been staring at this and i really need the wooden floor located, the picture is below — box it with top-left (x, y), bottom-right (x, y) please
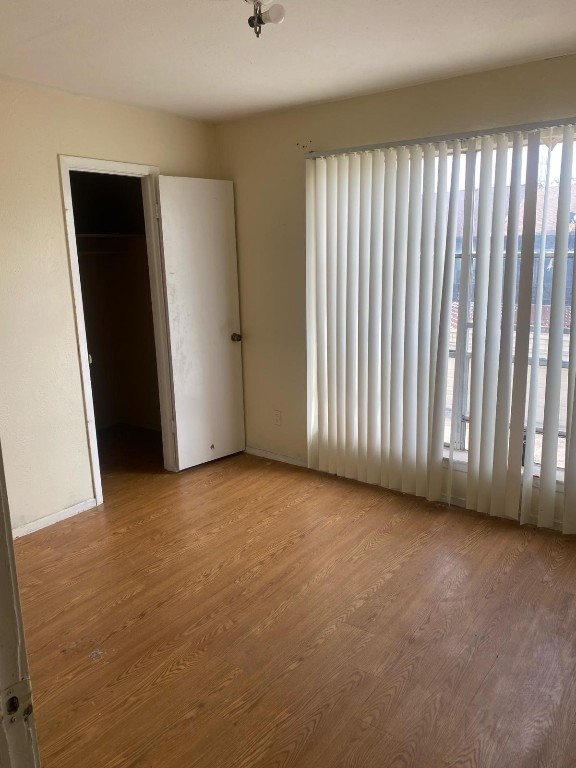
top-left (14, 428), bottom-right (576, 767)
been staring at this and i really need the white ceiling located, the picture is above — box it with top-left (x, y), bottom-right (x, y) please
top-left (1, 0), bottom-right (575, 121)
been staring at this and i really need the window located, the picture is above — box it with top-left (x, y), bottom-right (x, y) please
top-left (445, 136), bottom-right (576, 475)
top-left (306, 122), bottom-right (576, 532)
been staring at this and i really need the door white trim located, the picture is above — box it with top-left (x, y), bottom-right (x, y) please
top-left (0, 439), bottom-right (41, 766)
top-left (59, 156), bottom-right (178, 507)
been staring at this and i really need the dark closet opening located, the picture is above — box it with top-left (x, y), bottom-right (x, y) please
top-left (71, 171), bottom-right (163, 472)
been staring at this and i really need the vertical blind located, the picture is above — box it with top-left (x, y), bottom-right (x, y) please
top-left (306, 124), bottom-right (576, 532)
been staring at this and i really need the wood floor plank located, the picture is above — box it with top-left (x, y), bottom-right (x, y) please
top-left (13, 427), bottom-right (576, 767)
top-left (294, 717), bottom-right (401, 768)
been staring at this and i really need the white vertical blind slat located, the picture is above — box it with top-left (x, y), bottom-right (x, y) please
top-left (345, 155), bottom-right (361, 479)
top-left (467, 136), bottom-right (495, 509)
top-left (336, 155), bottom-right (349, 477)
top-left (428, 143), bottom-right (449, 452)
top-left (539, 126), bottom-right (575, 526)
top-left (505, 130), bottom-right (541, 521)
top-left (477, 134), bottom-right (508, 514)
top-left (326, 157), bottom-right (338, 475)
top-left (357, 154), bottom-right (373, 483)
top-left (490, 132), bottom-right (523, 518)
top-left (416, 144), bottom-right (436, 496)
top-left (520, 136), bottom-right (552, 523)
top-left (448, 139), bottom-right (476, 503)
top-left (566, 135), bottom-right (576, 532)
top-left (428, 141), bottom-right (462, 501)
top-left (567, 267), bottom-right (576, 465)
top-left (389, 147), bottom-right (410, 490)
top-left (315, 159), bottom-right (329, 472)
top-left (565, 213), bottom-right (576, 531)
top-left (380, 149), bottom-right (397, 488)
top-left (402, 146), bottom-right (423, 494)
top-left (306, 159), bottom-right (319, 469)
top-left (367, 151), bottom-right (385, 485)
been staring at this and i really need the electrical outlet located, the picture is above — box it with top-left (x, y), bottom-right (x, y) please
top-left (273, 409), bottom-right (282, 427)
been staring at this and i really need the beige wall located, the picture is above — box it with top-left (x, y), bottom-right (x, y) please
top-left (4, 55), bottom-right (576, 531)
top-left (216, 54), bottom-right (576, 465)
top-left (0, 78), bottom-right (218, 530)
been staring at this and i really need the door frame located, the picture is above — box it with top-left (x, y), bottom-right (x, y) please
top-left (59, 155), bottom-right (178, 505)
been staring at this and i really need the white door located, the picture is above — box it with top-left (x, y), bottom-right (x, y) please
top-left (158, 177), bottom-right (245, 471)
top-left (0, 440), bottom-right (40, 767)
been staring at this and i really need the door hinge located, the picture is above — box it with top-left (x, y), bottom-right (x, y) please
top-left (1, 679), bottom-right (34, 726)
top-left (155, 203), bottom-right (160, 220)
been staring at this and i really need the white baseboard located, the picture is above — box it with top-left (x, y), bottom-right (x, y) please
top-left (245, 446), bottom-right (307, 468)
top-left (13, 498), bottom-right (98, 539)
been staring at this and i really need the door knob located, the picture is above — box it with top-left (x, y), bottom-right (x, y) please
top-left (231, 333), bottom-right (242, 342)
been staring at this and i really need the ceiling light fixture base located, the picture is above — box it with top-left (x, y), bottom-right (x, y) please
top-left (244, 0), bottom-right (285, 38)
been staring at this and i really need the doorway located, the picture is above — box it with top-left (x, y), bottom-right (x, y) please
top-left (60, 156), bottom-right (178, 507)
top-left (70, 171), bottom-right (163, 475)
top-left (61, 156), bottom-right (245, 509)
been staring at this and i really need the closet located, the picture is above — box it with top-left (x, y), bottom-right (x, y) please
top-left (71, 171), bottom-right (162, 465)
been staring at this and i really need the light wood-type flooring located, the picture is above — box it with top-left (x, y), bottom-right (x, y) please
top-left (14, 428), bottom-right (576, 767)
